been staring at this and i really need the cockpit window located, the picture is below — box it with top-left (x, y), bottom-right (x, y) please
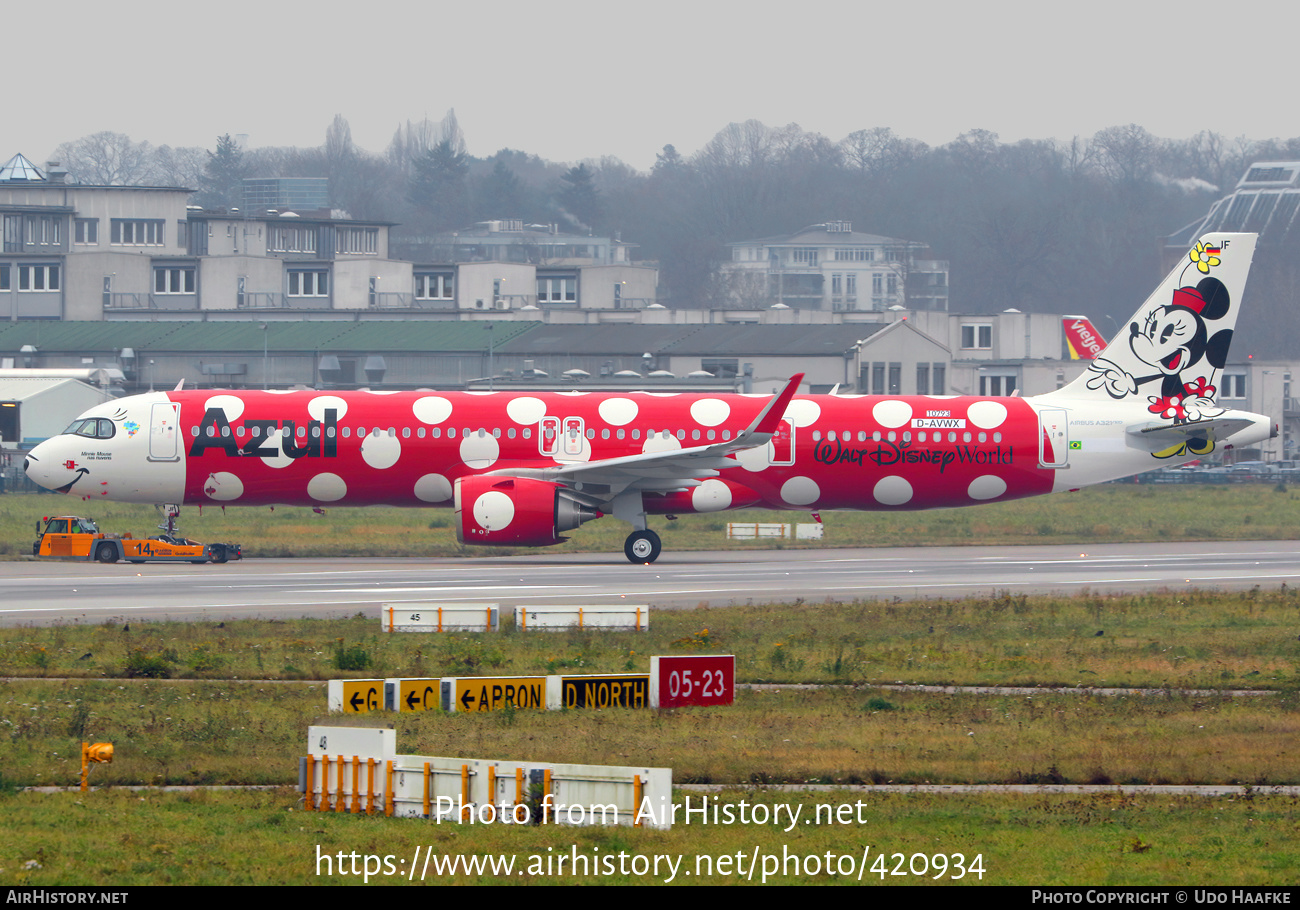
top-left (62, 418), bottom-right (116, 440)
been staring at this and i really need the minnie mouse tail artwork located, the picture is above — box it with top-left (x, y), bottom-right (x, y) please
top-left (1043, 232), bottom-right (1273, 476)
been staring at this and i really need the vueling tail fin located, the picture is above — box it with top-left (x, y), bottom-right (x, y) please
top-left (1048, 233), bottom-right (1257, 407)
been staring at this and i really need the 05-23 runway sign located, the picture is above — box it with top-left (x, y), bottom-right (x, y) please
top-left (650, 656), bottom-right (734, 708)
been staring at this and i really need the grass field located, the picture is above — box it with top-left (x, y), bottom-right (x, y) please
top-left (4, 483), bottom-right (1300, 559)
top-left (2, 594), bottom-right (1299, 885)
top-left (4, 590), bottom-right (1299, 689)
top-left (2, 677), bottom-right (1297, 789)
top-left (6, 787), bottom-right (1299, 886)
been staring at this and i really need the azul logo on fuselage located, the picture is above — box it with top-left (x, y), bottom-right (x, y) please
top-left (187, 407), bottom-right (339, 459)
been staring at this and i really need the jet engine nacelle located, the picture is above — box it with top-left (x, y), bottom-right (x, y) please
top-left (454, 475), bottom-right (601, 547)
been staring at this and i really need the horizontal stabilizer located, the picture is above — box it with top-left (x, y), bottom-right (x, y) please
top-left (1127, 416), bottom-right (1259, 448)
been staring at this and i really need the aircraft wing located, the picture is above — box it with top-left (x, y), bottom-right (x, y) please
top-left (486, 373), bottom-right (804, 501)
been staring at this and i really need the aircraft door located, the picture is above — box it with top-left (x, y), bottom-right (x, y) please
top-left (770, 418), bottom-right (795, 466)
top-left (148, 402), bottom-right (180, 462)
top-left (1038, 408), bottom-right (1069, 469)
top-left (538, 416), bottom-right (588, 458)
top-left (562, 417), bottom-right (585, 457)
top-left (539, 416), bottom-right (560, 456)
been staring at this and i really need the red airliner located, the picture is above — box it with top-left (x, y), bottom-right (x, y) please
top-left (25, 234), bottom-right (1273, 563)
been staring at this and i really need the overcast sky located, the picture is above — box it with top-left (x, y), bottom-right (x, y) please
top-left (15, 0), bottom-right (1298, 172)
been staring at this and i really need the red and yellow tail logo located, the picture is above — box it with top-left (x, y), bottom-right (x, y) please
top-left (1063, 316), bottom-right (1105, 360)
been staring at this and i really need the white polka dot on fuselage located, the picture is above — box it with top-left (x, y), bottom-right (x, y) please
top-left (784, 399), bottom-right (821, 428)
top-left (691, 479), bottom-right (733, 512)
top-left (598, 397), bottom-right (638, 426)
top-left (872, 400), bottom-right (912, 429)
top-left (308, 395), bottom-right (348, 421)
top-left (203, 472), bottom-right (243, 501)
top-left (204, 395), bottom-right (244, 421)
top-left (780, 476), bottom-right (820, 506)
top-left (642, 432), bottom-right (681, 454)
top-left (873, 475), bottom-right (913, 505)
top-left (308, 473), bottom-right (347, 501)
top-left (736, 442), bottom-right (772, 472)
top-left (413, 396), bottom-right (453, 425)
top-left (459, 432), bottom-right (500, 469)
top-left (260, 431), bottom-right (294, 469)
top-left (506, 396), bottom-right (547, 425)
top-left (967, 475), bottom-right (1007, 501)
top-left (360, 432), bottom-right (402, 469)
top-left (690, 398), bottom-right (730, 427)
top-left (968, 401), bottom-right (1008, 429)
top-left (414, 473), bottom-right (453, 503)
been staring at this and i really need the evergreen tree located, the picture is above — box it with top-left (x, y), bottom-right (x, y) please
top-left (198, 135), bottom-right (248, 210)
top-left (407, 139), bottom-right (470, 232)
top-left (476, 158), bottom-right (532, 219)
top-left (557, 163), bottom-right (602, 231)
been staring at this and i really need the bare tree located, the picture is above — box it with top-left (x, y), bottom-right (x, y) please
top-left (841, 127), bottom-right (899, 174)
top-left (696, 120), bottom-right (782, 170)
top-left (150, 145), bottom-right (208, 188)
top-left (386, 110), bottom-right (464, 180)
top-left (52, 132), bottom-right (155, 185)
top-left (1092, 124), bottom-right (1159, 185)
top-left (711, 267), bottom-right (771, 309)
top-left (324, 114), bottom-right (354, 165)
top-left (1055, 135), bottom-right (1096, 180)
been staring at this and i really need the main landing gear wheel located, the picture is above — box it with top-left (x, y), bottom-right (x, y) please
top-left (624, 529), bottom-right (662, 564)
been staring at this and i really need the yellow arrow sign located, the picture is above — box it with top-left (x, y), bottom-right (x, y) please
top-left (338, 680), bottom-right (382, 714)
top-left (395, 679), bottom-right (441, 713)
top-left (450, 677), bottom-right (546, 713)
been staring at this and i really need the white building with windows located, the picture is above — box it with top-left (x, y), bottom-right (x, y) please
top-left (0, 160), bottom-right (662, 320)
top-left (720, 221), bottom-right (948, 312)
top-left (0, 154), bottom-right (196, 320)
top-left (186, 210), bottom-right (412, 311)
top-left (411, 220), bottom-right (658, 313)
top-left (0, 154), bottom-right (420, 317)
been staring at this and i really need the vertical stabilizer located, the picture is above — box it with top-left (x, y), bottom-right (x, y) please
top-left (1061, 315), bottom-right (1105, 359)
top-left (1050, 233), bottom-right (1257, 409)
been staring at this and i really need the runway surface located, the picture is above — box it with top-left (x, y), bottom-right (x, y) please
top-left (3, 540), bottom-right (1298, 625)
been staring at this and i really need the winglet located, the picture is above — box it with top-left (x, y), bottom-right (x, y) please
top-left (751, 373), bottom-right (804, 437)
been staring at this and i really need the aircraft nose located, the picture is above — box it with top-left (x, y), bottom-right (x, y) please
top-left (23, 443), bottom-right (57, 491)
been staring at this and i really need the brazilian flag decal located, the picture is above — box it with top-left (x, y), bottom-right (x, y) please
top-left (1069, 441), bottom-right (1082, 450)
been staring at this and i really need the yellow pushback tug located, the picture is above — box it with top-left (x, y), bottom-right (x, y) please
top-left (33, 514), bottom-right (240, 564)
